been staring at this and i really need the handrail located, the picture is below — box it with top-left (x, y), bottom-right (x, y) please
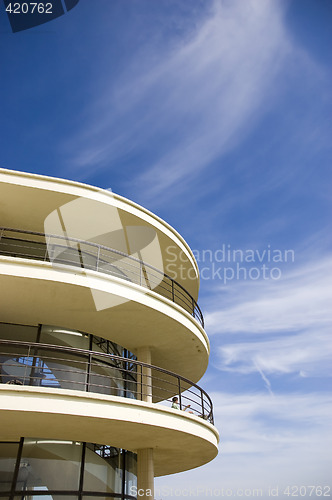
top-left (0, 339), bottom-right (214, 424)
top-left (0, 227), bottom-right (204, 327)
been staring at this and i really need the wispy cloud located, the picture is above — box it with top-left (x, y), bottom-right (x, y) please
top-left (217, 327), bottom-right (332, 378)
top-left (212, 391), bottom-right (332, 454)
top-left (206, 256), bottom-right (332, 335)
top-left (254, 361), bottom-right (274, 395)
top-left (156, 391), bottom-right (332, 495)
top-left (63, 0), bottom-right (295, 204)
top-left (204, 255), bottom-right (332, 379)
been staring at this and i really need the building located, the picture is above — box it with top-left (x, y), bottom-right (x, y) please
top-left (0, 168), bottom-right (219, 499)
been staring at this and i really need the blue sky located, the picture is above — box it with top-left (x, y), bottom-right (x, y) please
top-left (1, 0), bottom-right (332, 497)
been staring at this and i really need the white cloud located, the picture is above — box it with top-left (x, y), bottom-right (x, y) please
top-left (205, 256), bottom-right (332, 335)
top-left (64, 0), bottom-right (295, 204)
top-left (155, 391), bottom-right (332, 497)
top-left (217, 327), bottom-right (332, 377)
top-left (204, 256), bottom-right (332, 378)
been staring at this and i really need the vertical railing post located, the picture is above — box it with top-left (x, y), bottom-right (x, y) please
top-left (44, 235), bottom-right (50, 261)
top-left (86, 352), bottom-right (92, 392)
top-left (140, 363), bottom-right (143, 400)
top-left (28, 325), bottom-right (42, 387)
top-left (137, 348), bottom-right (152, 404)
top-left (122, 358), bottom-right (128, 399)
top-left (178, 377), bottom-right (182, 410)
top-left (140, 261), bottom-right (142, 286)
top-left (23, 345), bottom-right (31, 386)
top-left (201, 391), bottom-right (205, 420)
top-left (96, 246), bottom-right (101, 271)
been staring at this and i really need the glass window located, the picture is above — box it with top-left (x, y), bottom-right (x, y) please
top-left (40, 326), bottom-right (89, 350)
top-left (88, 354), bottom-right (125, 397)
top-left (0, 438), bottom-right (136, 499)
top-left (125, 451), bottom-right (137, 496)
top-left (17, 439), bottom-right (82, 492)
top-left (0, 349), bottom-right (33, 386)
top-left (0, 323), bottom-right (138, 397)
top-left (92, 337), bottom-right (122, 357)
top-left (83, 444), bottom-right (122, 494)
top-left (31, 346), bottom-right (89, 391)
top-left (38, 327), bottom-right (90, 391)
top-left (0, 441), bottom-right (20, 492)
top-left (0, 324), bottom-right (38, 385)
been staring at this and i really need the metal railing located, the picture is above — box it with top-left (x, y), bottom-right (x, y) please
top-left (0, 227), bottom-right (204, 327)
top-left (0, 339), bottom-right (214, 424)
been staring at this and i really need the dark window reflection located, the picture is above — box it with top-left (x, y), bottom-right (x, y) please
top-left (0, 323), bottom-right (137, 397)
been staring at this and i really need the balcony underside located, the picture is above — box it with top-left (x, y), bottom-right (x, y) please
top-left (0, 257), bottom-right (209, 383)
top-left (0, 386), bottom-right (219, 477)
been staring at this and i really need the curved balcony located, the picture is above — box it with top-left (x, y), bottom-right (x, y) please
top-left (0, 168), bottom-right (200, 300)
top-left (0, 227), bottom-right (204, 328)
top-left (0, 339), bottom-right (214, 424)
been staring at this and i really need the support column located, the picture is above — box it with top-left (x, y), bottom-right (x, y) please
top-left (137, 347), bottom-right (152, 403)
top-left (136, 347), bottom-right (154, 497)
top-left (137, 448), bottom-right (154, 499)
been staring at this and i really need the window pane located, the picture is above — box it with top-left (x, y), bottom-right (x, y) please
top-left (0, 348), bottom-right (33, 385)
top-left (17, 439), bottom-right (82, 492)
top-left (0, 324), bottom-right (38, 385)
top-left (31, 347), bottom-right (88, 391)
top-left (40, 325), bottom-right (89, 350)
top-left (88, 355), bottom-right (126, 397)
top-left (125, 451), bottom-right (137, 496)
top-left (0, 441), bottom-right (20, 492)
top-left (83, 444), bottom-right (122, 493)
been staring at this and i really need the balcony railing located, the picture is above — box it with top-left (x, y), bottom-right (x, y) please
top-left (0, 227), bottom-right (204, 327)
top-left (0, 339), bottom-right (214, 424)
